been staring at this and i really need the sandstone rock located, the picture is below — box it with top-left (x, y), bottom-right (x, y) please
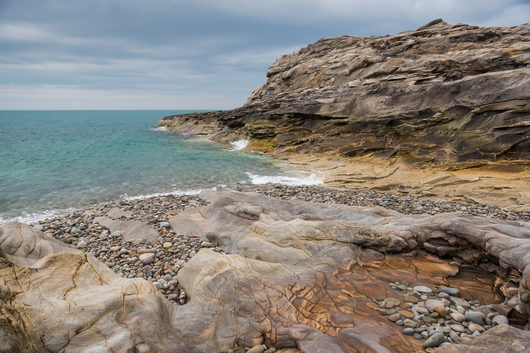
top-left (0, 222), bottom-right (70, 267)
top-left (106, 207), bottom-right (132, 219)
top-left (94, 216), bottom-right (159, 242)
top-left (170, 190), bottom-right (530, 351)
top-left (161, 22), bottom-right (530, 169)
top-left (0, 223), bottom-right (199, 353)
top-left (2, 188), bottom-right (530, 353)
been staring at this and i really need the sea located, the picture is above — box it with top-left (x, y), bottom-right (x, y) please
top-left (0, 110), bottom-right (321, 224)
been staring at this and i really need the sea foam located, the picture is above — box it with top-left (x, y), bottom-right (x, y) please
top-left (230, 139), bottom-right (249, 150)
top-left (121, 189), bottom-right (204, 201)
top-left (150, 126), bottom-right (168, 132)
top-left (246, 172), bottom-right (323, 186)
top-left (0, 207), bottom-right (78, 225)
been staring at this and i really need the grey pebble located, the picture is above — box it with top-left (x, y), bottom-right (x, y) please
top-left (465, 311), bottom-right (484, 325)
top-left (402, 327), bottom-right (414, 335)
top-left (423, 332), bottom-right (445, 348)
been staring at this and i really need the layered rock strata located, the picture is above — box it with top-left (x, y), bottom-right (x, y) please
top-left (161, 20), bottom-right (529, 166)
top-left (2, 191), bottom-right (529, 352)
top-left (159, 20), bottom-right (530, 209)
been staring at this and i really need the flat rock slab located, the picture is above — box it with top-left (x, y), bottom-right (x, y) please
top-left (95, 216), bottom-right (159, 243)
top-left (106, 207), bottom-right (132, 219)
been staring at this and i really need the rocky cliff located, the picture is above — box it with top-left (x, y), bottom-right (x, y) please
top-left (160, 19), bottom-right (530, 209)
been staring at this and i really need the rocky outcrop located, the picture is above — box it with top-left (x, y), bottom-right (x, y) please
top-left (160, 20), bottom-right (529, 167)
top-left (170, 190), bottom-right (529, 352)
top-left (0, 223), bottom-right (199, 353)
top-left (1, 191), bottom-right (529, 352)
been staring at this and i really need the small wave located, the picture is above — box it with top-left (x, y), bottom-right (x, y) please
top-left (150, 126), bottom-right (168, 132)
top-left (121, 189), bottom-right (203, 201)
top-left (0, 207), bottom-right (78, 225)
top-left (230, 139), bottom-right (249, 151)
top-left (246, 172), bottom-right (323, 186)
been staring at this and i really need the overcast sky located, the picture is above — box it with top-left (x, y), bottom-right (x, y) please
top-left (1, 0), bottom-right (529, 110)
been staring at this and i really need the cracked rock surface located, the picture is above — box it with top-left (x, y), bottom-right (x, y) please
top-left (170, 190), bottom-right (529, 352)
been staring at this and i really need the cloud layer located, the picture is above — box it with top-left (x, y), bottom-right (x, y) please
top-left (1, 0), bottom-right (528, 109)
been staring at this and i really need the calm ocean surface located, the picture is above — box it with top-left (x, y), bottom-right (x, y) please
top-left (0, 110), bottom-right (320, 224)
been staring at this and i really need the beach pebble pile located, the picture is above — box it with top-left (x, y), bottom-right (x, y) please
top-left (231, 184), bottom-right (529, 222)
top-left (376, 282), bottom-right (510, 351)
top-left (36, 194), bottom-right (220, 304)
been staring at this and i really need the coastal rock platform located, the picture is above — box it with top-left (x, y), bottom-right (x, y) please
top-left (1, 189), bottom-right (529, 352)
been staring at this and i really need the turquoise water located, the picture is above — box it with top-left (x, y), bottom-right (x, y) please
top-left (0, 110), bottom-right (319, 223)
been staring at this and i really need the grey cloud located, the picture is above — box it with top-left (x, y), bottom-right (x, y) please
top-left (0, 0), bottom-right (528, 109)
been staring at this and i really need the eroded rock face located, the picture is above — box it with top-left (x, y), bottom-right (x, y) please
top-left (160, 21), bottom-right (529, 167)
top-left (0, 222), bottom-right (69, 267)
top-left (169, 190), bottom-right (530, 351)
